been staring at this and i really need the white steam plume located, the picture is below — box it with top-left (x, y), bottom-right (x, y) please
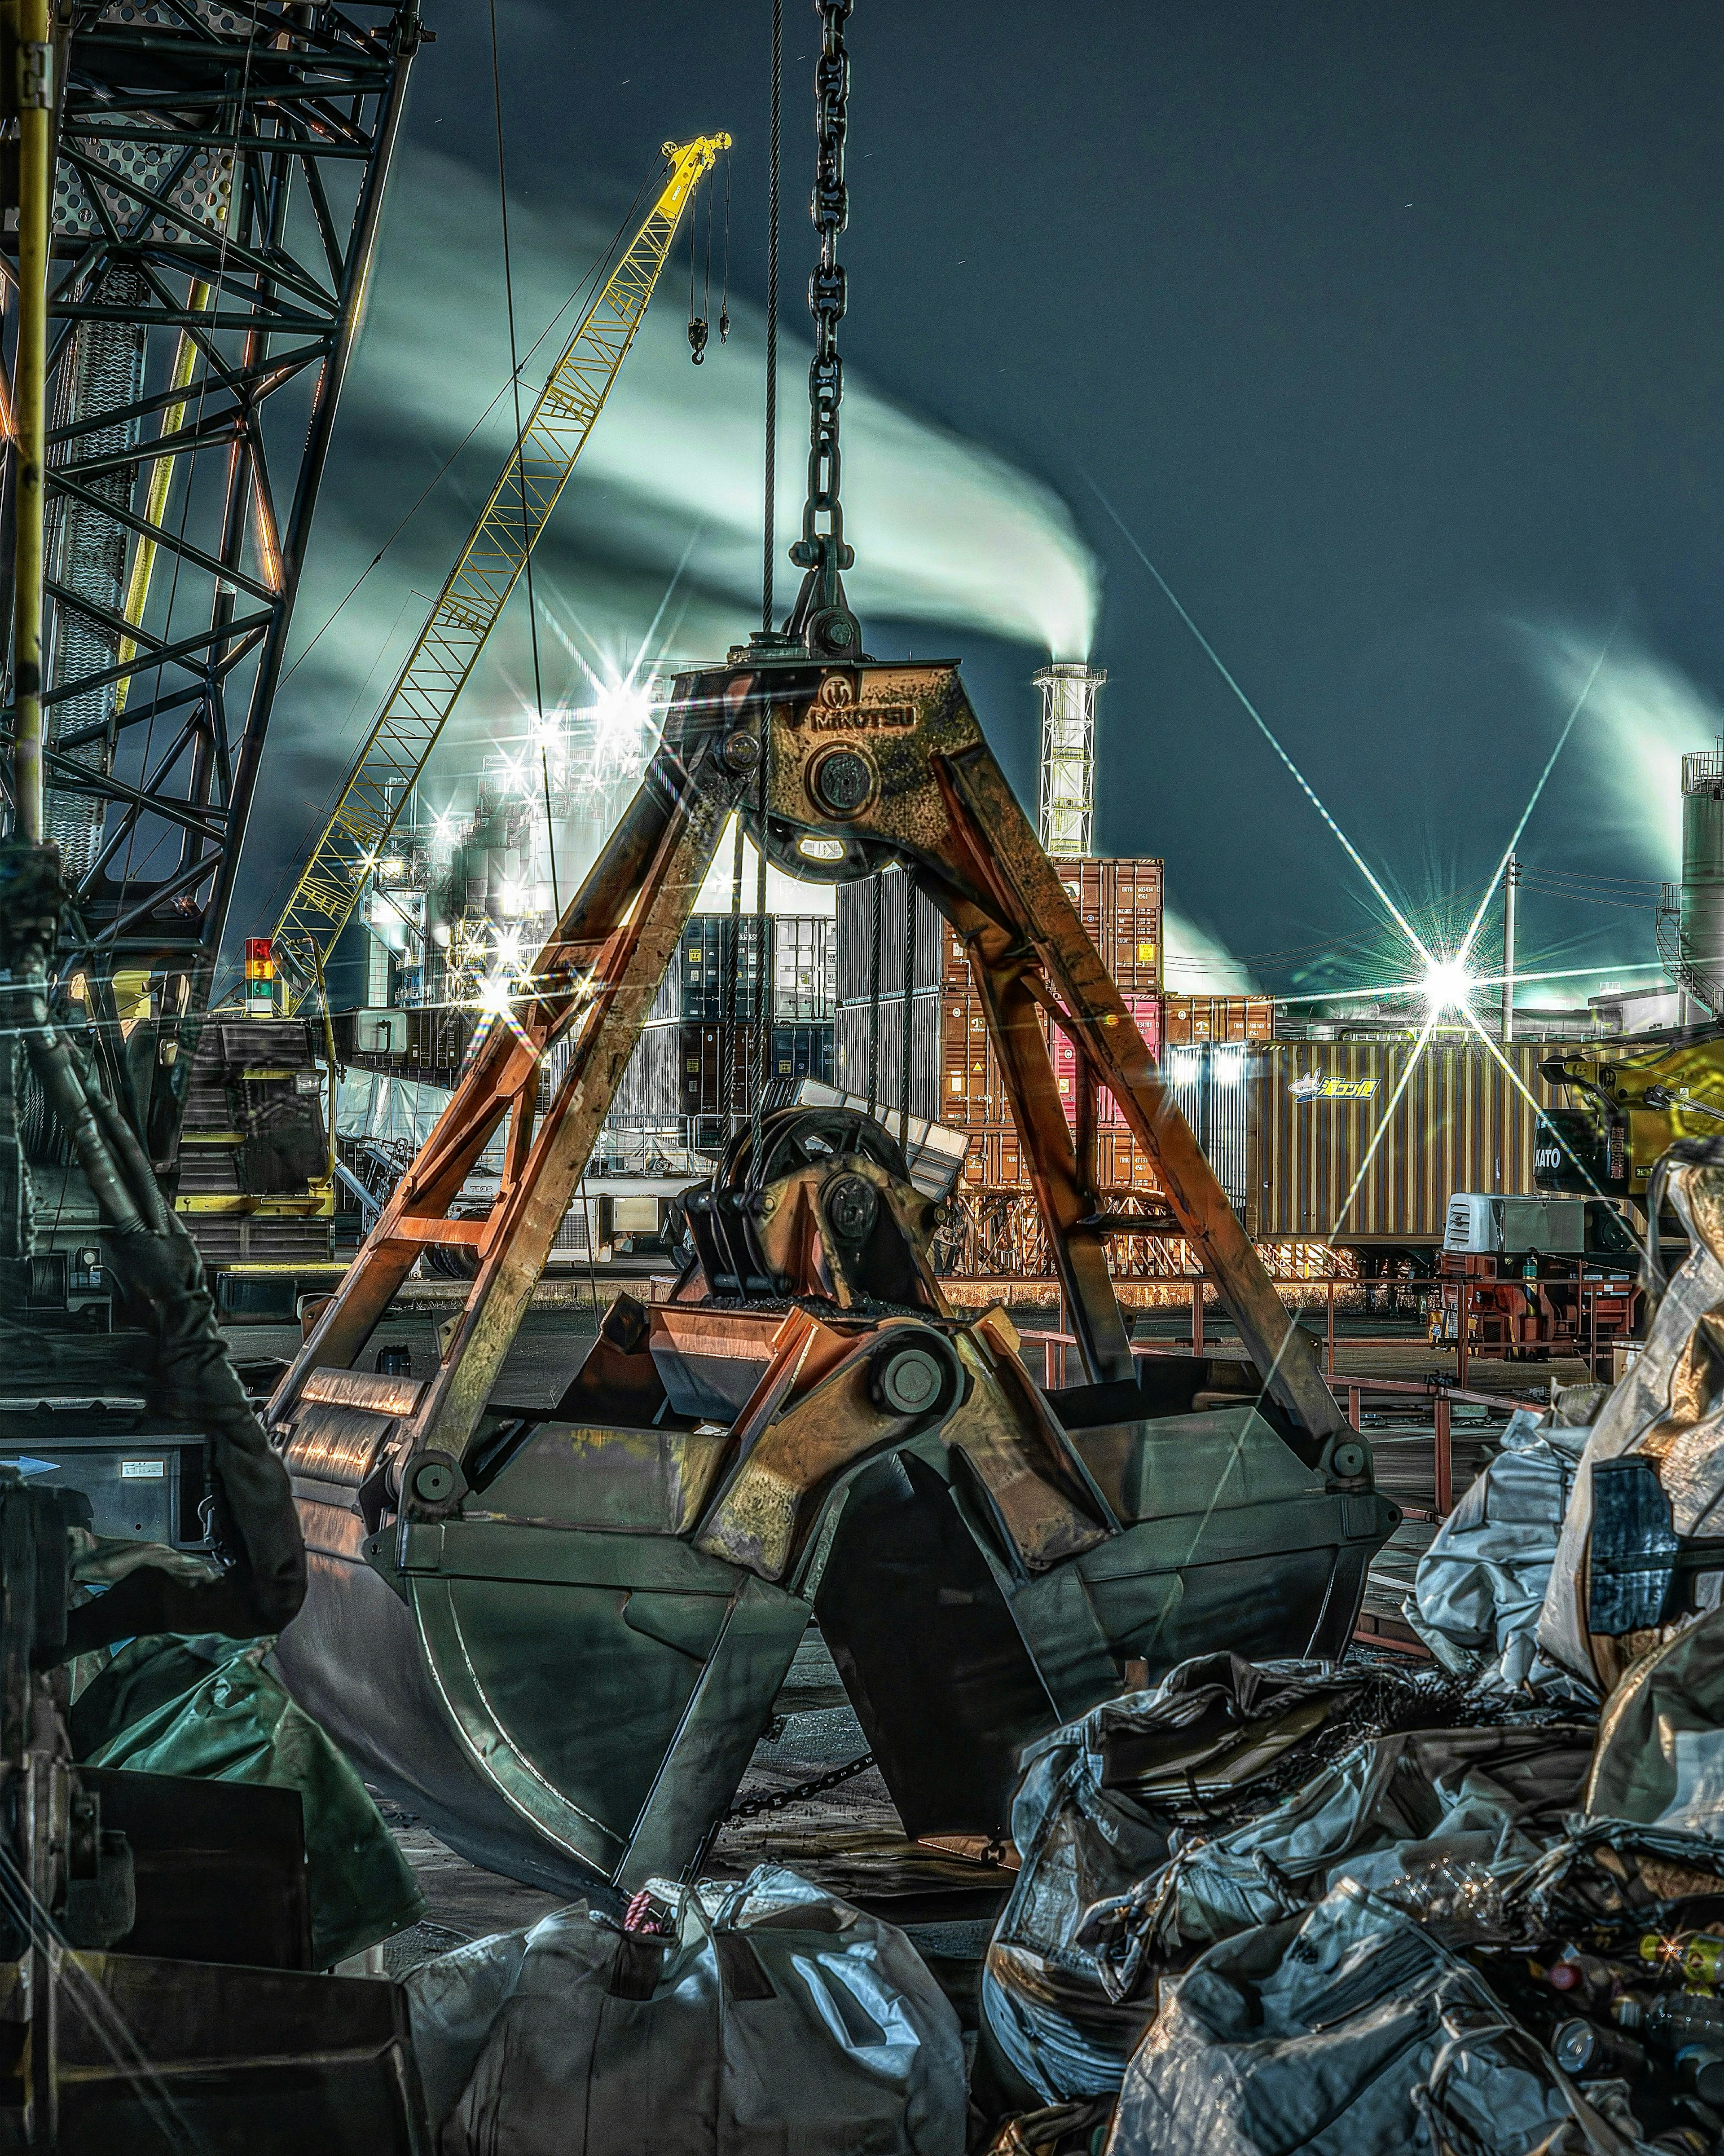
top-left (1519, 620), bottom-right (1723, 870)
top-left (343, 145), bottom-right (1099, 658)
top-left (1161, 904), bottom-right (1262, 995)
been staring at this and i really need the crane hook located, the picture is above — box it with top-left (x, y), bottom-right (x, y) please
top-left (688, 317), bottom-right (709, 365)
top-left (718, 307), bottom-right (730, 345)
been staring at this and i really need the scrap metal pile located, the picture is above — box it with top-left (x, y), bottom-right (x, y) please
top-left (970, 1144), bottom-right (1724, 2156)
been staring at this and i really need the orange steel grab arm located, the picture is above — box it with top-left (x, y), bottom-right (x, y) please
top-left (273, 702), bottom-right (750, 1454)
top-left (741, 656), bottom-right (1342, 1439)
top-left (271, 654), bottom-right (1341, 1461)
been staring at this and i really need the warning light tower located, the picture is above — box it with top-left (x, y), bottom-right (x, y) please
top-left (244, 939), bottom-right (276, 1018)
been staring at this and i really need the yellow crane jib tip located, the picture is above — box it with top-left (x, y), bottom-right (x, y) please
top-left (657, 135), bottom-right (730, 218)
top-left (661, 135), bottom-right (733, 162)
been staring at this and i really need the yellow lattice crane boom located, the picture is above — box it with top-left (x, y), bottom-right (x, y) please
top-left (270, 133), bottom-right (730, 1003)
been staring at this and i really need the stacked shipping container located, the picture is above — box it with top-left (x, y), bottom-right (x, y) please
top-left (608, 915), bottom-right (836, 1145)
top-left (1049, 996), bottom-right (1164, 1123)
top-left (1163, 996), bottom-right (1274, 1045)
top-left (943, 996), bottom-right (1268, 1138)
top-left (837, 858), bottom-right (1172, 1138)
top-left (1051, 859), bottom-right (1165, 993)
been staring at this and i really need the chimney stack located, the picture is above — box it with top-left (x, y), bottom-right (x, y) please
top-left (1034, 663), bottom-right (1106, 857)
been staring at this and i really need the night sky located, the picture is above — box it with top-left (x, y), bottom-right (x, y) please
top-left (252, 2), bottom-right (1724, 1012)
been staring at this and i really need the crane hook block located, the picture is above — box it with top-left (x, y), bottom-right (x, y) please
top-left (688, 317), bottom-right (709, 364)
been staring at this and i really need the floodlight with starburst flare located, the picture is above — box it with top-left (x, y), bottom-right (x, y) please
top-left (1421, 957), bottom-right (1475, 1012)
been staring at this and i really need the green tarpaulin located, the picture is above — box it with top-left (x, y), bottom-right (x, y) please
top-left (71, 1634), bottom-right (425, 1967)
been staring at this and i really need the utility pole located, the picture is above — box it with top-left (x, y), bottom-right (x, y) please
top-left (1502, 855), bottom-right (1519, 1042)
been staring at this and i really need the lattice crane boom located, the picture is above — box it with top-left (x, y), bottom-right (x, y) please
top-left (271, 132), bottom-right (730, 1001)
top-left (4, 3), bottom-right (423, 1029)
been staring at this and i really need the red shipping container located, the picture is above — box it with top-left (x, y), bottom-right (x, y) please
top-left (1051, 996), bottom-right (1163, 1126)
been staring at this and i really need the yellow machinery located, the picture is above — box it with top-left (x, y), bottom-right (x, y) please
top-left (1539, 1029), bottom-right (1724, 1202)
top-left (270, 132), bottom-right (730, 1006)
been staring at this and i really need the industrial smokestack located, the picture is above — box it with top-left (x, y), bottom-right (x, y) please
top-left (1035, 662), bottom-right (1106, 858)
top-left (1680, 750), bottom-right (1724, 1014)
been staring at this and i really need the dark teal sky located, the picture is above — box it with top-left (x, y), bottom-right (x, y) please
top-left (257, 2), bottom-right (1724, 1008)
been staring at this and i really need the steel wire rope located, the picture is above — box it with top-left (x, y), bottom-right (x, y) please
top-left (748, 0), bottom-right (784, 1174)
top-left (749, 717), bottom-right (769, 1169)
top-left (719, 146), bottom-right (731, 344)
top-left (704, 156), bottom-right (714, 332)
top-left (687, 167), bottom-right (699, 337)
top-left (866, 870), bottom-right (881, 1117)
top-left (762, 0), bottom-right (782, 631)
top-left (488, 0), bottom-right (557, 925)
top-left (899, 864), bottom-right (915, 1151)
top-left (725, 811), bottom-right (745, 1127)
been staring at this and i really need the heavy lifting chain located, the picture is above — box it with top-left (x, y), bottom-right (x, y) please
top-left (786, 0), bottom-right (864, 659)
top-left (800, 0), bottom-right (850, 562)
top-left (720, 1750), bottom-right (877, 1827)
